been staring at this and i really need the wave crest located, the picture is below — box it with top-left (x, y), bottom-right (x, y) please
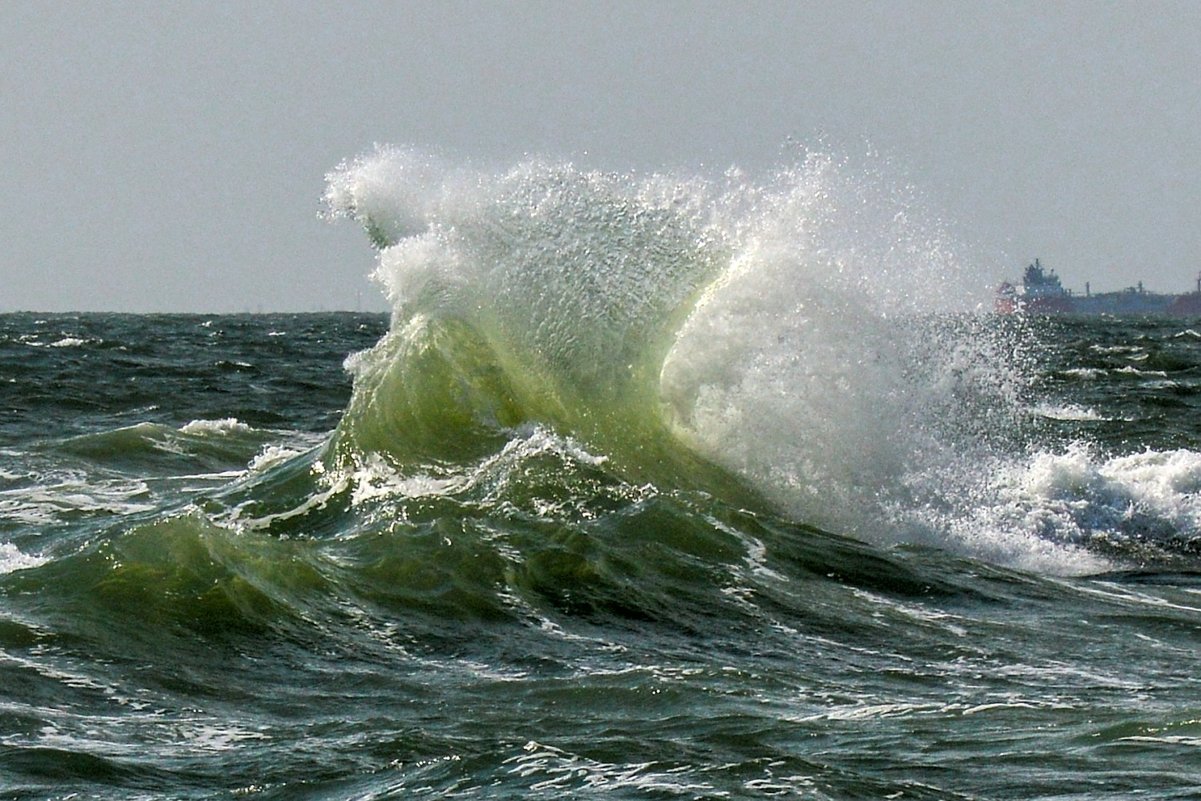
top-left (322, 145), bottom-right (1197, 574)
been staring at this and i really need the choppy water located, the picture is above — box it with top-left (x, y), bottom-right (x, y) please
top-left (4, 151), bottom-right (1201, 799)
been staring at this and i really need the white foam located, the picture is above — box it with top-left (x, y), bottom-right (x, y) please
top-left (1033, 403), bottom-right (1105, 421)
top-left (939, 444), bottom-right (1201, 574)
top-left (1116, 365), bottom-right (1168, 378)
top-left (247, 444), bottom-right (304, 473)
top-left (0, 467), bottom-right (25, 481)
top-left (1097, 448), bottom-right (1201, 527)
top-left (179, 418), bottom-right (253, 436)
top-left (659, 154), bottom-right (1017, 546)
top-left (505, 740), bottom-right (717, 795)
top-left (334, 425), bottom-right (611, 509)
top-left (0, 542), bottom-right (47, 574)
top-left (324, 145), bottom-right (464, 248)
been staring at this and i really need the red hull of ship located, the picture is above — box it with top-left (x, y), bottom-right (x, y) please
top-left (1168, 293), bottom-right (1201, 317)
top-left (1022, 296), bottom-right (1076, 314)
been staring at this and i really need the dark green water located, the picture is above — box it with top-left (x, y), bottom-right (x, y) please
top-left (2, 312), bottom-right (1200, 800)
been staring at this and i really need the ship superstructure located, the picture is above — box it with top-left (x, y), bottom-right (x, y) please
top-left (996, 260), bottom-right (1201, 316)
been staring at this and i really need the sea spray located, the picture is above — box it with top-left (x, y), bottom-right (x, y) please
top-left (658, 154), bottom-right (1028, 541)
top-left (324, 148), bottom-right (739, 489)
top-left (323, 146), bottom-right (1101, 568)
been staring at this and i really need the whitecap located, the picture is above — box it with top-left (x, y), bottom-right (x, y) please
top-left (179, 418), bottom-right (254, 436)
top-left (0, 542), bottom-right (47, 574)
top-left (48, 337), bottom-right (89, 348)
top-left (1033, 403), bottom-right (1105, 422)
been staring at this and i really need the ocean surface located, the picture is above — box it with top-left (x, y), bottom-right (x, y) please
top-left (4, 151), bottom-right (1201, 799)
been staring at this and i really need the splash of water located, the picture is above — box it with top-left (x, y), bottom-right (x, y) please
top-left (323, 145), bottom-right (1166, 574)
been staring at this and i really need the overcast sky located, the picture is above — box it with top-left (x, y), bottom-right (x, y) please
top-left (4, 1), bottom-right (1199, 312)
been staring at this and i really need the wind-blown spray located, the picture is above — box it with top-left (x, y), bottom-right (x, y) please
top-left (323, 145), bottom-right (1201, 574)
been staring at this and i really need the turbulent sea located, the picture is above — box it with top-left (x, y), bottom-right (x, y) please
top-left (4, 151), bottom-right (1201, 799)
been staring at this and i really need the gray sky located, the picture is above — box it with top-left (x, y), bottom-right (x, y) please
top-left (4, 1), bottom-right (1200, 312)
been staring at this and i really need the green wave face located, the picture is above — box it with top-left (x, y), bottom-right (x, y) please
top-left (324, 153), bottom-right (745, 491)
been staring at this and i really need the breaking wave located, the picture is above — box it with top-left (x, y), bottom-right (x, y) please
top-left (315, 145), bottom-right (1201, 575)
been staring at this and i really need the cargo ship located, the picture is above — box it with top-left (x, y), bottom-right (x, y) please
top-left (996, 260), bottom-right (1201, 316)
